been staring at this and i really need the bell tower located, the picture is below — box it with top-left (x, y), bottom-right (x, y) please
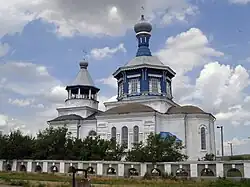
top-left (57, 60), bottom-right (100, 118)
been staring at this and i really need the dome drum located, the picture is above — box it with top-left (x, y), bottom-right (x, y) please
top-left (116, 67), bottom-right (173, 101)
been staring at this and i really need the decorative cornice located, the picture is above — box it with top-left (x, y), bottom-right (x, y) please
top-left (127, 74), bottom-right (141, 78)
top-left (96, 111), bottom-right (156, 120)
top-left (65, 98), bottom-right (99, 103)
top-left (113, 64), bottom-right (175, 78)
top-left (104, 97), bottom-right (179, 108)
top-left (160, 113), bottom-right (214, 120)
top-left (117, 78), bottom-right (123, 83)
top-left (57, 105), bottom-right (99, 112)
top-left (166, 77), bottom-right (171, 81)
top-left (148, 73), bottom-right (162, 78)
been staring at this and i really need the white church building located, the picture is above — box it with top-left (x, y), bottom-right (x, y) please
top-left (48, 15), bottom-right (216, 161)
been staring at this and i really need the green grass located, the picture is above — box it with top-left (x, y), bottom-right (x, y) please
top-left (0, 172), bottom-right (250, 187)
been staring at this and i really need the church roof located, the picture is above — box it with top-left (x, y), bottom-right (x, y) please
top-left (166, 105), bottom-right (206, 114)
top-left (48, 111), bottom-right (103, 123)
top-left (124, 56), bottom-right (165, 67)
top-left (101, 103), bottom-right (156, 115)
top-left (70, 61), bottom-right (95, 87)
top-left (48, 114), bottom-right (84, 122)
top-left (113, 56), bottom-right (176, 77)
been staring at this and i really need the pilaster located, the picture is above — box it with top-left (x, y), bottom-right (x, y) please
top-left (216, 163), bottom-right (224, 177)
top-left (27, 161), bottom-right (32, 172)
top-left (140, 163), bottom-right (147, 176)
top-left (164, 163), bottom-right (171, 175)
top-left (42, 162), bottom-right (48, 173)
top-left (244, 163), bottom-right (250, 178)
top-left (0, 160), bottom-right (3, 171)
top-left (12, 160), bottom-right (17, 172)
top-left (190, 164), bottom-right (198, 178)
top-left (97, 163), bottom-right (103, 176)
top-left (118, 163), bottom-right (124, 177)
top-left (78, 162), bottom-right (83, 174)
top-left (59, 161), bottom-right (65, 173)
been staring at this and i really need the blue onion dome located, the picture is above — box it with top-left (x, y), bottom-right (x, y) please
top-left (134, 15), bottom-right (152, 34)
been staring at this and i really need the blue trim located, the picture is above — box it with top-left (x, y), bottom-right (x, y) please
top-left (141, 68), bottom-right (149, 94)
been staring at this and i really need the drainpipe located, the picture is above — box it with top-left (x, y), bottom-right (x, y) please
top-left (76, 120), bottom-right (81, 139)
top-left (154, 112), bottom-right (157, 134)
top-left (184, 113), bottom-right (188, 152)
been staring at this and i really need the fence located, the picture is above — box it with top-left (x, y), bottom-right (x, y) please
top-left (0, 159), bottom-right (250, 178)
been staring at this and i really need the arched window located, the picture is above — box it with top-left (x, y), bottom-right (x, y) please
top-left (121, 126), bottom-right (128, 148)
top-left (133, 126), bottom-right (139, 144)
top-left (201, 127), bottom-right (206, 150)
top-left (111, 127), bottom-right (116, 140)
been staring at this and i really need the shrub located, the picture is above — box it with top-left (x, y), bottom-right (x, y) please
top-left (143, 172), bottom-right (152, 180)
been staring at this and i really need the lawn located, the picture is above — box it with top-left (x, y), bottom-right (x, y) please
top-left (0, 172), bottom-right (249, 187)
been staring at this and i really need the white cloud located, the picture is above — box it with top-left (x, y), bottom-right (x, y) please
top-left (0, 113), bottom-right (31, 134)
top-left (0, 43), bottom-right (10, 57)
top-left (155, 28), bottom-right (224, 102)
top-left (8, 98), bottom-right (34, 107)
top-left (229, 0), bottom-right (250, 5)
top-left (156, 28), bottom-right (223, 75)
top-left (0, 61), bottom-right (66, 133)
top-left (0, 0), bottom-right (198, 37)
top-left (0, 0), bottom-right (36, 37)
top-left (40, 0), bottom-right (198, 36)
top-left (0, 114), bottom-right (8, 127)
top-left (98, 95), bottom-right (117, 111)
top-left (193, 62), bottom-right (249, 112)
top-left (43, 85), bottom-right (67, 103)
top-left (161, 4), bottom-right (198, 24)
top-left (97, 75), bottom-right (117, 89)
top-left (90, 43), bottom-right (126, 60)
top-left (0, 62), bottom-right (61, 96)
top-left (8, 98), bottom-right (45, 108)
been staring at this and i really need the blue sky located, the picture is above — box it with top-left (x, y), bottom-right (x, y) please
top-left (1, 0), bottom-right (250, 155)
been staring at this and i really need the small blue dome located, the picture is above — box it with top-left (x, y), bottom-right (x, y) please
top-left (134, 15), bottom-right (152, 34)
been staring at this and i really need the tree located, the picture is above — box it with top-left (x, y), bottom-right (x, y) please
top-left (126, 133), bottom-right (188, 162)
top-left (104, 138), bottom-right (126, 161)
top-left (80, 135), bottom-right (110, 160)
top-left (0, 127), bottom-right (188, 163)
top-left (0, 130), bottom-right (35, 160)
top-left (32, 126), bottom-right (70, 160)
top-left (0, 134), bottom-right (10, 160)
top-left (126, 142), bottom-right (147, 162)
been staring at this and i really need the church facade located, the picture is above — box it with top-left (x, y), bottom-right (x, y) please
top-left (48, 15), bottom-right (216, 161)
